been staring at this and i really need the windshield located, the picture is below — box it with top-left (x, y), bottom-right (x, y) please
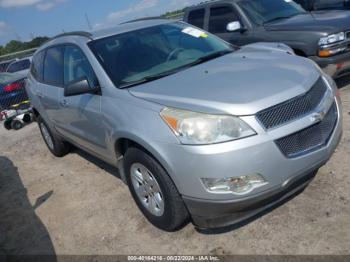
top-left (313, 0), bottom-right (350, 10)
top-left (89, 22), bottom-right (234, 88)
top-left (238, 0), bottom-right (306, 25)
top-left (0, 73), bottom-right (19, 84)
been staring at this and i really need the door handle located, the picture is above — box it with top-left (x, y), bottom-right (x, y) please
top-left (60, 100), bottom-right (69, 107)
top-left (37, 92), bottom-right (44, 98)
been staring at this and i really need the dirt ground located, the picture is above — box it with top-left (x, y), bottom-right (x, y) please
top-left (0, 82), bottom-right (349, 256)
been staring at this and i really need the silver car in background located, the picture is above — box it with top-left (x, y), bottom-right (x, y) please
top-left (26, 20), bottom-right (342, 231)
top-left (6, 57), bottom-right (32, 75)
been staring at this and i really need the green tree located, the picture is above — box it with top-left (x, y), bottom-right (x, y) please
top-left (4, 40), bottom-right (23, 54)
top-left (0, 36), bottom-right (49, 57)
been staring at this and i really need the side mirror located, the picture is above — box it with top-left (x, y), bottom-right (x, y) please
top-left (64, 77), bottom-right (100, 97)
top-left (226, 21), bottom-right (243, 32)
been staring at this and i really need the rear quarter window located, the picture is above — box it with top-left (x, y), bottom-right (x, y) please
top-left (43, 46), bottom-right (64, 86)
top-left (31, 51), bottom-right (45, 82)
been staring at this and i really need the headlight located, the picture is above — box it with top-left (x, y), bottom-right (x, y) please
top-left (319, 32), bottom-right (345, 46)
top-left (160, 107), bottom-right (256, 145)
top-left (201, 174), bottom-right (268, 195)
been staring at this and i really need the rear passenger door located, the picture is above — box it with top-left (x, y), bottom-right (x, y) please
top-left (40, 46), bottom-right (64, 123)
top-left (55, 44), bottom-right (107, 157)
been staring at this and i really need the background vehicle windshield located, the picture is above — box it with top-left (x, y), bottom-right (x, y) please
top-left (313, 0), bottom-right (350, 10)
top-left (89, 22), bottom-right (233, 88)
top-left (238, 0), bottom-right (306, 25)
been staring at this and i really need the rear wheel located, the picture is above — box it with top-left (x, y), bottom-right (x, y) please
top-left (124, 147), bottom-right (189, 231)
top-left (37, 116), bottom-right (70, 157)
top-left (11, 119), bottom-right (24, 130)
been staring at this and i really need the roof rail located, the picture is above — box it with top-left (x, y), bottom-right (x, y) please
top-left (121, 16), bottom-right (167, 24)
top-left (49, 31), bottom-right (93, 41)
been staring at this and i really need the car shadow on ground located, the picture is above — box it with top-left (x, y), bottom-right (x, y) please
top-left (0, 156), bottom-right (56, 259)
top-left (72, 148), bottom-right (122, 181)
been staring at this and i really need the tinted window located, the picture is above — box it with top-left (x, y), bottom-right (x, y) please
top-left (89, 22), bottom-right (233, 88)
top-left (313, 0), bottom-right (350, 10)
top-left (7, 62), bottom-right (22, 73)
top-left (0, 61), bottom-right (12, 72)
top-left (64, 45), bottom-right (98, 87)
top-left (238, 0), bottom-right (306, 25)
top-left (22, 59), bottom-right (31, 69)
top-left (44, 46), bottom-right (64, 86)
top-left (188, 9), bottom-right (205, 28)
top-left (31, 52), bottom-right (45, 81)
top-left (7, 59), bottom-right (31, 73)
top-left (209, 6), bottom-right (239, 33)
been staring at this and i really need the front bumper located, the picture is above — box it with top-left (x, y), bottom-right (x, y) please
top-left (310, 51), bottom-right (350, 78)
top-left (154, 97), bottom-right (342, 229)
top-left (184, 165), bottom-right (324, 229)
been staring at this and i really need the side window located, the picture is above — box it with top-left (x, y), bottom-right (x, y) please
top-left (187, 9), bottom-right (205, 28)
top-left (22, 59), bottom-right (31, 70)
top-left (7, 62), bottom-right (20, 73)
top-left (31, 51), bottom-right (45, 81)
top-left (44, 46), bottom-right (64, 86)
top-left (63, 45), bottom-right (98, 87)
top-left (209, 5), bottom-right (240, 34)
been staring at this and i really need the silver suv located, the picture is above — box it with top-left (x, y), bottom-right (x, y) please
top-left (26, 20), bottom-right (343, 231)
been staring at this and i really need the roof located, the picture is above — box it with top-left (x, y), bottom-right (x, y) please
top-left (37, 18), bottom-right (175, 52)
top-left (186, 0), bottom-right (239, 10)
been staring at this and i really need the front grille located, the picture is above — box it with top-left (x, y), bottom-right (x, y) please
top-left (256, 77), bottom-right (328, 129)
top-left (275, 103), bottom-right (338, 158)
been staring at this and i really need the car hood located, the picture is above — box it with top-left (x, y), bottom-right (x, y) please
top-left (129, 43), bottom-right (321, 116)
top-left (264, 11), bottom-right (350, 34)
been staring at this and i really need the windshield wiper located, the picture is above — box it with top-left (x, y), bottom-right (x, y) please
top-left (120, 49), bottom-right (234, 88)
top-left (188, 50), bottom-right (234, 66)
top-left (263, 16), bottom-right (293, 24)
top-left (120, 70), bottom-right (181, 88)
top-left (263, 13), bottom-right (304, 25)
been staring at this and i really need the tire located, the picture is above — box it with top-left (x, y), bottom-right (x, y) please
top-left (37, 115), bottom-right (70, 157)
top-left (4, 120), bottom-right (12, 130)
top-left (124, 147), bottom-right (189, 231)
top-left (11, 119), bottom-right (24, 130)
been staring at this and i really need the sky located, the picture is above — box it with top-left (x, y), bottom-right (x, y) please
top-left (0, 0), bottom-right (203, 46)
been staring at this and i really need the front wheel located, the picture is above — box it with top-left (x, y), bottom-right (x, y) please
top-left (124, 147), bottom-right (189, 231)
top-left (37, 116), bottom-right (70, 157)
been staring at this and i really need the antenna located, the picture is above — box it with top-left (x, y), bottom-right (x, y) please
top-left (85, 13), bottom-right (93, 30)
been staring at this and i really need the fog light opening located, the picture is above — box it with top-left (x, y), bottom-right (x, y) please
top-left (201, 174), bottom-right (268, 195)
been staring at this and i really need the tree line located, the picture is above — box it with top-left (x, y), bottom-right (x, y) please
top-left (0, 37), bottom-right (49, 57)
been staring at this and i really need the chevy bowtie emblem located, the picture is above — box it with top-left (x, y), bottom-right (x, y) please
top-left (311, 110), bottom-right (326, 123)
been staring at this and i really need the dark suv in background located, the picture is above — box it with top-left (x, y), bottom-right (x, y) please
top-left (184, 0), bottom-right (350, 78)
top-left (295, 0), bottom-right (350, 11)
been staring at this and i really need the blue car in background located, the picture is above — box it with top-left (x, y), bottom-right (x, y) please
top-left (0, 73), bottom-right (28, 111)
